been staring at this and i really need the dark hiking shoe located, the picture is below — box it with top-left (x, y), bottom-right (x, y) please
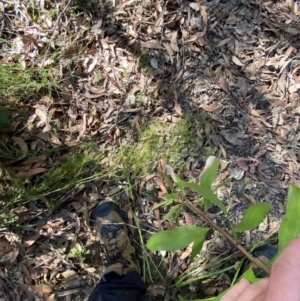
top-left (242, 244), bottom-right (278, 278)
top-left (92, 200), bottom-right (140, 278)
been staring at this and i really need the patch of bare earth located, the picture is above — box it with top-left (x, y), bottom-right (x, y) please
top-left (0, 0), bottom-right (300, 300)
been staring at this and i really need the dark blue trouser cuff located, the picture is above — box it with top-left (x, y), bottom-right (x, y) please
top-left (88, 271), bottom-right (146, 301)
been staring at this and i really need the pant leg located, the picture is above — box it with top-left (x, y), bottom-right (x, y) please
top-left (88, 271), bottom-right (147, 301)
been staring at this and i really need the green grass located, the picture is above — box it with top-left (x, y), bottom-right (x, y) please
top-left (0, 143), bottom-right (105, 217)
top-left (111, 118), bottom-right (215, 182)
top-left (0, 63), bottom-right (59, 105)
top-left (67, 246), bottom-right (86, 263)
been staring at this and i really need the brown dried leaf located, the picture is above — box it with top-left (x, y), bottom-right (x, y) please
top-left (0, 239), bottom-right (11, 258)
top-left (201, 104), bottom-right (219, 112)
top-left (0, 247), bottom-right (18, 263)
top-left (174, 98), bottom-right (183, 116)
top-left (170, 32), bottom-right (179, 52)
top-left (232, 55), bottom-right (244, 67)
top-left (216, 37), bottom-right (231, 48)
top-left (154, 177), bottom-right (168, 194)
top-left (23, 230), bottom-right (42, 247)
top-left (200, 5), bottom-right (207, 27)
top-left (183, 212), bottom-right (194, 225)
top-left (219, 76), bottom-right (229, 93)
top-left (61, 270), bottom-right (78, 280)
top-left (141, 40), bottom-right (164, 49)
top-left (16, 168), bottom-right (47, 178)
top-left (12, 137), bottom-right (28, 154)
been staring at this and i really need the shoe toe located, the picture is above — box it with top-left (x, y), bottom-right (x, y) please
top-left (92, 201), bottom-right (116, 220)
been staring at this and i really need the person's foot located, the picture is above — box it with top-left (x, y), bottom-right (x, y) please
top-left (92, 200), bottom-right (140, 278)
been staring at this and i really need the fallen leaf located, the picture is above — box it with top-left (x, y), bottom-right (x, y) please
top-left (183, 211), bottom-right (194, 225)
top-left (216, 37), bottom-right (232, 48)
top-left (61, 270), bottom-right (78, 280)
top-left (16, 168), bottom-right (47, 178)
top-left (141, 40), bottom-right (164, 49)
top-left (23, 230), bottom-right (42, 247)
top-left (12, 137), bottom-right (28, 155)
top-left (201, 104), bottom-right (219, 112)
top-left (232, 55), bottom-right (244, 67)
top-left (170, 32), bottom-right (179, 52)
top-left (219, 76), bottom-right (229, 93)
top-left (0, 247), bottom-right (18, 263)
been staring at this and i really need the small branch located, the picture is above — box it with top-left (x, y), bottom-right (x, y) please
top-left (184, 198), bottom-right (271, 276)
top-left (40, 0), bottom-right (72, 67)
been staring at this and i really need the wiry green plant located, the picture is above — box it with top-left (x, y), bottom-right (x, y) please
top-left (146, 156), bottom-right (300, 300)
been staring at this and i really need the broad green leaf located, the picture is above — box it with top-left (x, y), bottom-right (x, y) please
top-left (232, 203), bottom-right (271, 233)
top-left (190, 238), bottom-right (204, 262)
top-left (165, 193), bottom-right (180, 201)
top-left (239, 267), bottom-right (259, 283)
top-left (147, 226), bottom-right (209, 251)
top-left (152, 193), bottom-right (180, 210)
top-left (200, 156), bottom-right (219, 188)
top-left (183, 181), bottom-right (227, 214)
top-left (278, 185), bottom-right (300, 253)
top-left (175, 176), bottom-right (186, 194)
top-left (200, 156), bottom-right (219, 211)
top-left (203, 198), bottom-right (211, 211)
top-left (162, 204), bottom-right (181, 222)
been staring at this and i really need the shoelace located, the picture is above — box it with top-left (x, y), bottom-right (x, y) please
top-left (101, 232), bottom-right (131, 267)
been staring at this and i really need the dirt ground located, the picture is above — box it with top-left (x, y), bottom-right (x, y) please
top-left (0, 0), bottom-right (300, 300)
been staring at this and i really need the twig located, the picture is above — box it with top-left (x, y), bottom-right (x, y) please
top-left (184, 197), bottom-right (271, 276)
top-left (40, 0), bottom-right (72, 67)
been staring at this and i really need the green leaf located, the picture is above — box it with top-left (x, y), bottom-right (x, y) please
top-left (200, 156), bottom-right (219, 188)
top-left (165, 193), bottom-right (181, 201)
top-left (175, 176), bottom-right (186, 194)
top-left (147, 226), bottom-right (209, 251)
top-left (278, 185), bottom-right (300, 254)
top-left (232, 203), bottom-right (271, 233)
top-left (239, 267), bottom-right (259, 283)
top-left (183, 181), bottom-right (227, 214)
top-left (214, 290), bottom-right (227, 301)
top-left (152, 193), bottom-right (180, 210)
top-left (203, 198), bottom-right (211, 211)
top-left (162, 204), bottom-right (181, 222)
top-left (200, 156), bottom-right (219, 211)
top-left (190, 238), bottom-right (204, 262)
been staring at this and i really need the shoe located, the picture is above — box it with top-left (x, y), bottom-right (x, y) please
top-left (241, 244), bottom-right (278, 278)
top-left (92, 200), bottom-right (140, 279)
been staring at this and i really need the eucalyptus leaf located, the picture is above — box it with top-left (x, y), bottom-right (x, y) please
top-left (232, 203), bottom-right (271, 233)
top-left (147, 226), bottom-right (208, 251)
top-left (278, 185), bottom-right (300, 253)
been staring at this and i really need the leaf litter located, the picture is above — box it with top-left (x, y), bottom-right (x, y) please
top-left (0, 0), bottom-right (300, 300)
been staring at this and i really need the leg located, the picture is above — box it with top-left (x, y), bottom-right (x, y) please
top-left (88, 201), bottom-right (147, 301)
top-left (88, 271), bottom-right (146, 301)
